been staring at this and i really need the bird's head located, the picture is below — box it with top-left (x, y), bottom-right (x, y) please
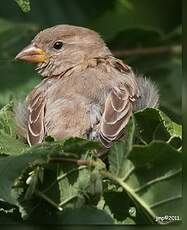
top-left (15, 25), bottom-right (111, 77)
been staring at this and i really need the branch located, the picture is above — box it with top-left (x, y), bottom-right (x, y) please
top-left (59, 195), bottom-right (78, 207)
top-left (57, 166), bottom-right (87, 182)
top-left (35, 190), bottom-right (62, 211)
top-left (48, 157), bottom-right (93, 166)
top-left (112, 45), bottom-right (181, 57)
top-left (48, 156), bottom-right (105, 169)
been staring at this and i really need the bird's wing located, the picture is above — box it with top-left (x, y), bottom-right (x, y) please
top-left (99, 59), bottom-right (139, 147)
top-left (26, 87), bottom-right (46, 146)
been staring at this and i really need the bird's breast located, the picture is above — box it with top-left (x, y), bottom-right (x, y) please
top-left (45, 66), bottom-right (117, 106)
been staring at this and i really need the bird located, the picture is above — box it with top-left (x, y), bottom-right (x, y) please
top-left (15, 24), bottom-right (159, 147)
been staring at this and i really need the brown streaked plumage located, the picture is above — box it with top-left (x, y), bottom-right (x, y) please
top-left (15, 25), bottom-right (159, 147)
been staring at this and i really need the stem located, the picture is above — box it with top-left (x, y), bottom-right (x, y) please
top-left (139, 136), bottom-right (148, 145)
top-left (49, 157), bottom-right (91, 166)
top-left (59, 195), bottom-right (78, 207)
top-left (57, 165), bottom-right (87, 182)
top-left (112, 45), bottom-right (181, 57)
top-left (177, 146), bottom-right (182, 152)
top-left (166, 136), bottom-right (176, 144)
top-left (49, 157), bottom-right (100, 168)
top-left (42, 166), bottom-right (87, 193)
top-left (35, 190), bottom-right (62, 211)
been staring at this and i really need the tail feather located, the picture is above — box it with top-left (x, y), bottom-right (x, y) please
top-left (134, 76), bottom-right (159, 111)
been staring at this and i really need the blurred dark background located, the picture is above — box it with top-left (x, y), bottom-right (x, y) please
top-left (0, 0), bottom-right (182, 122)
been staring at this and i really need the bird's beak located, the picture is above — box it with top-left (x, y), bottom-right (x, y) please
top-left (15, 44), bottom-right (46, 63)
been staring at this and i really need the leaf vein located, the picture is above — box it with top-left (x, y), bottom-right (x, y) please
top-left (134, 169), bottom-right (182, 193)
top-left (149, 195), bottom-right (182, 209)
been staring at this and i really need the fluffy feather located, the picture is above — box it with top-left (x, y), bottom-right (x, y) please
top-left (133, 76), bottom-right (159, 111)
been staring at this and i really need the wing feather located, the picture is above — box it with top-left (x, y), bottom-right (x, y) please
top-left (100, 86), bottom-right (133, 146)
top-left (26, 89), bottom-right (46, 146)
top-left (99, 59), bottom-right (139, 147)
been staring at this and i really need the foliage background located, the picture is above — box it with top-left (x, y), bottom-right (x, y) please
top-left (0, 0), bottom-right (182, 122)
top-left (0, 0), bottom-right (182, 227)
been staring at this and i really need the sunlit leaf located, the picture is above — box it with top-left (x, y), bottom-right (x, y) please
top-left (0, 104), bottom-right (28, 155)
top-left (134, 107), bottom-right (182, 143)
top-left (15, 0), bottom-right (31, 13)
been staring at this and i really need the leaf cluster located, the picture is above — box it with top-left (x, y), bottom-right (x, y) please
top-left (0, 104), bottom-right (182, 225)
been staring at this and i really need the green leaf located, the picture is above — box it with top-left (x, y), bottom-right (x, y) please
top-left (0, 1), bottom-right (182, 224)
top-left (0, 78), bottom-right (40, 109)
top-left (103, 191), bottom-right (131, 221)
top-left (118, 216), bottom-right (136, 224)
top-left (108, 118), bottom-right (135, 178)
top-left (0, 104), bottom-right (28, 155)
top-left (24, 165), bottom-right (44, 199)
top-left (128, 141), bottom-right (181, 167)
top-left (62, 137), bottom-right (101, 155)
top-left (85, 167), bottom-right (103, 205)
top-left (16, 163), bottom-right (62, 220)
top-left (57, 168), bottom-right (81, 210)
top-left (57, 163), bottom-right (102, 210)
top-left (107, 140), bottom-right (182, 224)
top-left (88, 168), bottom-right (103, 196)
top-left (15, 0), bottom-right (31, 13)
top-left (0, 103), bottom-right (16, 135)
top-left (0, 201), bottom-right (21, 224)
top-left (0, 153), bottom-right (44, 205)
top-left (0, 131), bottom-right (27, 155)
top-left (59, 207), bottom-right (114, 224)
top-left (17, 138), bottom-right (101, 219)
top-left (134, 108), bottom-right (182, 143)
top-left (0, 136), bottom-right (101, 218)
top-left (159, 109), bottom-right (182, 138)
top-left (0, 141), bottom-right (70, 205)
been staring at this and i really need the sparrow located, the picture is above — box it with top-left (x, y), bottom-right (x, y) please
top-left (15, 25), bottom-right (159, 147)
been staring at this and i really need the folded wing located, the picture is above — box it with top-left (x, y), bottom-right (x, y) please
top-left (99, 59), bottom-right (139, 147)
top-left (26, 88), bottom-right (46, 146)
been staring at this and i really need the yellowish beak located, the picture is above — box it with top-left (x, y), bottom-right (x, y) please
top-left (15, 44), bottom-right (46, 63)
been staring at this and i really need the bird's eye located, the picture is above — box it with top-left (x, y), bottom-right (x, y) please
top-left (53, 41), bottom-right (63, 50)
